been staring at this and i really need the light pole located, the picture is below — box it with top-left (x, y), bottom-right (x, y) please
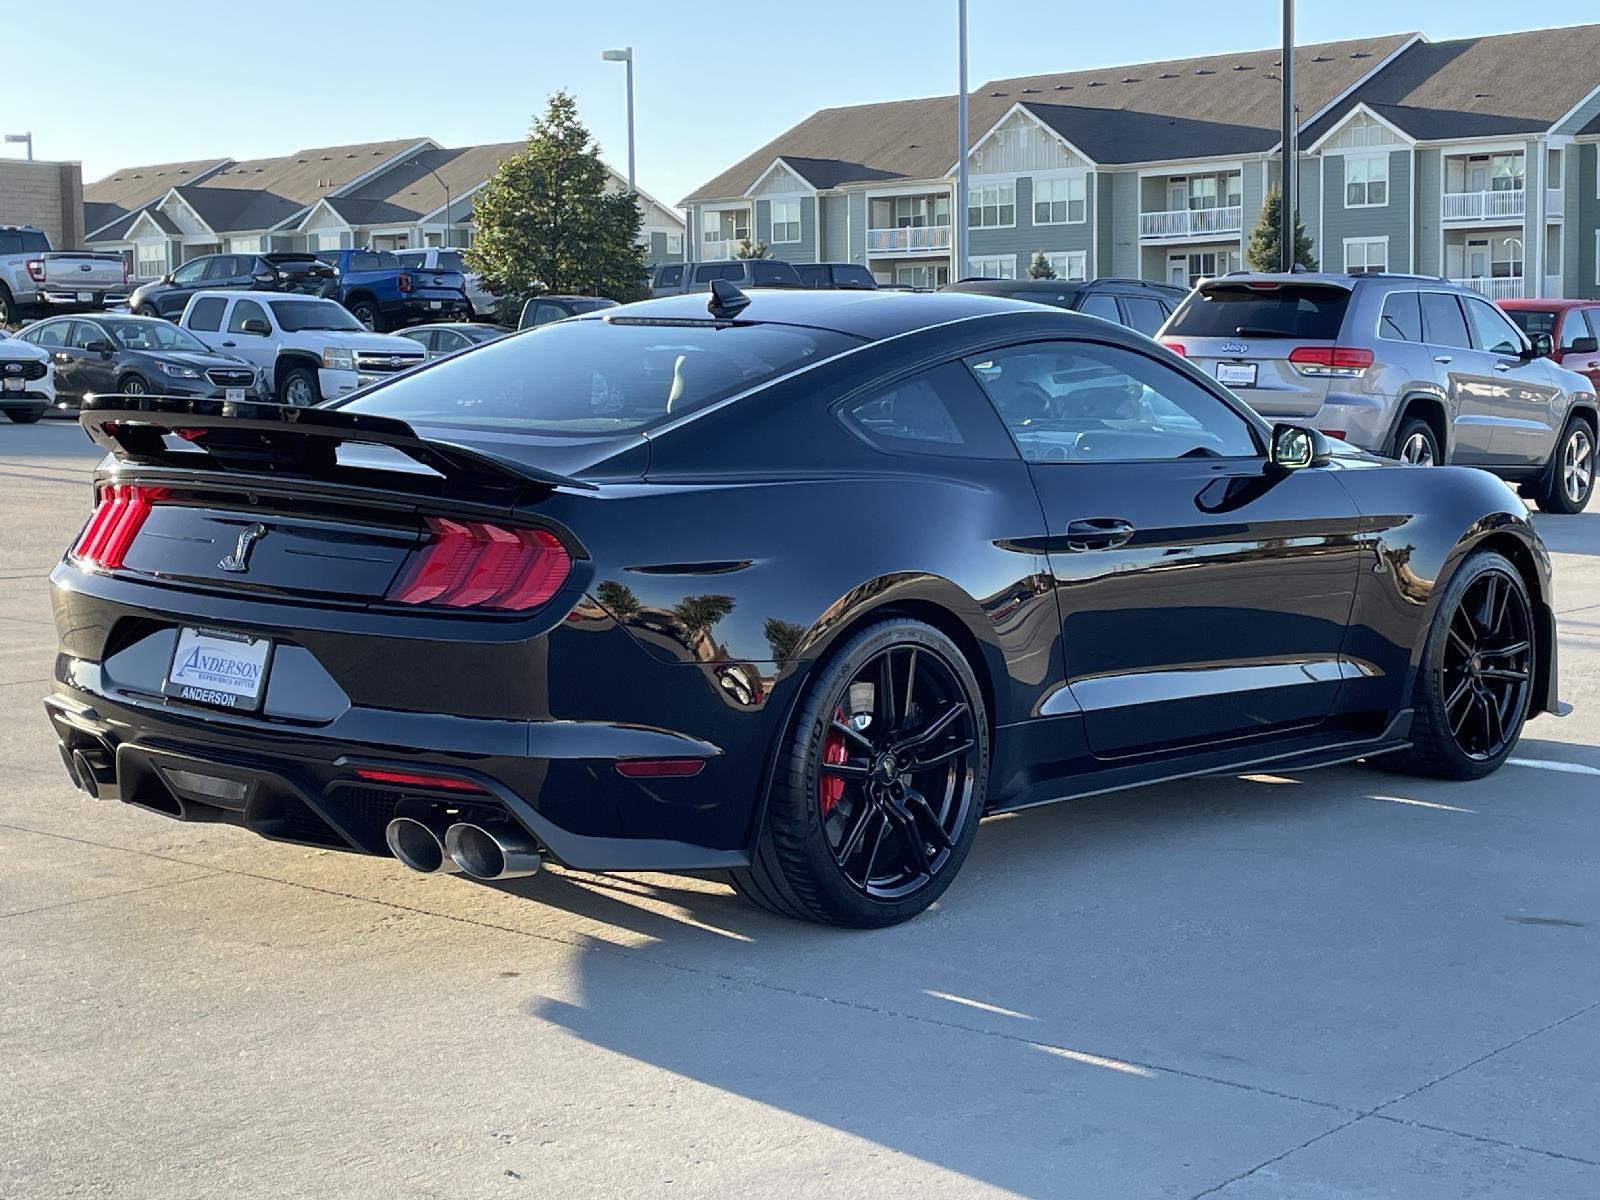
top-left (410, 159), bottom-right (452, 248)
top-left (602, 47), bottom-right (636, 193)
top-left (1280, 0), bottom-right (1296, 273)
top-left (954, 0), bottom-right (969, 285)
top-left (3, 132), bottom-right (32, 161)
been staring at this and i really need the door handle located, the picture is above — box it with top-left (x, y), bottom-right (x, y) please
top-left (1432, 355), bottom-right (1453, 365)
top-left (1493, 362), bottom-right (1513, 372)
top-left (1066, 518), bottom-right (1136, 552)
top-left (221, 341), bottom-right (237, 348)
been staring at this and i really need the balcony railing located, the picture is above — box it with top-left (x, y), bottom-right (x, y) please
top-left (1450, 275), bottom-right (1523, 300)
top-left (1547, 188), bottom-right (1565, 218)
top-left (1441, 189), bottom-right (1524, 221)
top-left (698, 237), bottom-right (747, 261)
top-left (866, 225), bottom-right (953, 253)
top-left (1139, 205), bottom-right (1244, 239)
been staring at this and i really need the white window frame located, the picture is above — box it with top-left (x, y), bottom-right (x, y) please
top-left (1344, 153), bottom-right (1389, 208)
top-left (968, 183), bottom-right (1016, 230)
top-left (135, 243), bottom-right (168, 280)
top-left (1344, 236), bottom-right (1389, 274)
top-left (1594, 231), bottom-right (1599, 285)
top-left (968, 254), bottom-right (1017, 280)
top-left (770, 199), bottom-right (802, 244)
top-left (1032, 176), bottom-right (1086, 225)
top-left (1042, 251), bottom-right (1087, 280)
top-left (666, 232), bottom-right (683, 254)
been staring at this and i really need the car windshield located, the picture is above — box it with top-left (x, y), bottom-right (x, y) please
top-left (337, 317), bottom-right (860, 435)
top-left (1505, 309), bottom-right (1557, 339)
top-left (269, 299), bottom-right (365, 332)
top-left (1166, 283), bottom-right (1351, 339)
top-left (100, 320), bottom-right (213, 354)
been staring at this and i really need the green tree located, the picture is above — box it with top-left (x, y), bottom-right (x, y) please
top-left (763, 618), bottom-right (807, 663)
top-left (1245, 185), bottom-right (1317, 273)
top-left (1026, 250), bottom-right (1057, 280)
top-left (735, 237), bottom-right (769, 259)
top-left (465, 91), bottom-right (649, 316)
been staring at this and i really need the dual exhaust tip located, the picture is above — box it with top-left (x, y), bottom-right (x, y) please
top-left (385, 817), bottom-right (541, 881)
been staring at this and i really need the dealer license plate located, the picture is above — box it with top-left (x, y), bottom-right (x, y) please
top-left (2, 377), bottom-right (21, 392)
top-left (77, 291), bottom-right (94, 303)
top-left (225, 387), bottom-right (246, 402)
top-left (1215, 361), bottom-right (1258, 388)
top-left (428, 300), bottom-right (442, 309)
top-left (163, 628), bottom-right (272, 711)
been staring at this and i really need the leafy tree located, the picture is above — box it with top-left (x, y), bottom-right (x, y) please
top-left (735, 237), bottom-right (769, 259)
top-left (763, 618), bottom-right (807, 663)
top-left (673, 594), bottom-right (735, 658)
top-left (595, 580), bottom-right (641, 621)
top-left (1245, 185), bottom-right (1317, 273)
top-left (1026, 250), bottom-right (1057, 280)
top-left (465, 90), bottom-right (649, 316)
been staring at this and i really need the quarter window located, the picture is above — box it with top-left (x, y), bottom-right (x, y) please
top-left (1462, 296), bottom-right (1525, 356)
top-left (1033, 176), bottom-right (1086, 224)
top-left (965, 340), bottom-right (1260, 462)
top-left (770, 200), bottom-right (801, 244)
top-left (968, 183), bottom-right (1016, 229)
top-left (1344, 237), bottom-right (1388, 274)
top-left (186, 297), bottom-right (226, 332)
top-left (1345, 154), bottom-right (1389, 207)
top-left (839, 362), bottom-right (1016, 459)
top-left (1379, 291), bottom-right (1422, 342)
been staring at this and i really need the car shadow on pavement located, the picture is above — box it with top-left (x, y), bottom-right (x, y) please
top-left (1532, 510), bottom-right (1600, 557)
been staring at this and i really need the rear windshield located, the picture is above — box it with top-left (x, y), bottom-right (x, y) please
top-left (337, 317), bottom-right (860, 435)
top-left (1504, 309), bottom-right (1557, 339)
top-left (0, 229), bottom-right (50, 255)
top-left (1166, 283), bottom-right (1351, 339)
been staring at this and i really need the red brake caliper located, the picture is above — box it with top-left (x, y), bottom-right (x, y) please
top-left (820, 706), bottom-right (849, 817)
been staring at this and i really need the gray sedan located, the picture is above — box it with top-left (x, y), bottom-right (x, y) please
top-left (16, 314), bottom-right (262, 409)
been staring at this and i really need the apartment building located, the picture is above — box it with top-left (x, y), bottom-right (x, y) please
top-left (682, 23), bottom-right (1600, 301)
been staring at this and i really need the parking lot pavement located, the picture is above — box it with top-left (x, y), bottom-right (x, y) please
top-left (2, 419), bottom-right (1597, 1199)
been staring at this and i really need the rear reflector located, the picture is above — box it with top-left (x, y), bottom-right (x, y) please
top-left (354, 768), bottom-right (483, 792)
top-left (614, 759), bottom-right (706, 779)
top-left (71, 484), bottom-right (169, 569)
top-left (1161, 341), bottom-right (1186, 357)
top-left (1288, 346), bottom-right (1374, 377)
top-left (387, 518), bottom-right (571, 611)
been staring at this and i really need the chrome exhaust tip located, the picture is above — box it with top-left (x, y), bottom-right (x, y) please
top-left (444, 822), bottom-right (541, 881)
top-left (70, 749), bottom-right (101, 800)
top-left (385, 817), bottom-right (462, 875)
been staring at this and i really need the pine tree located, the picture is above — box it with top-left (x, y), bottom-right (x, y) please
top-left (1027, 250), bottom-right (1057, 279)
top-left (465, 91), bottom-right (649, 316)
top-left (1245, 185), bottom-right (1317, 272)
top-left (735, 237), bottom-right (769, 259)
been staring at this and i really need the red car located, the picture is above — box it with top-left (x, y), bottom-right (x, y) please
top-left (1500, 299), bottom-right (1600, 392)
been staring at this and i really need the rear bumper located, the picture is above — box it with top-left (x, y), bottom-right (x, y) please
top-left (28, 289), bottom-right (124, 312)
top-left (387, 295), bottom-right (471, 325)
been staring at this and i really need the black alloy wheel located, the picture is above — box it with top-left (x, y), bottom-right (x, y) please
top-left (732, 620), bottom-right (988, 926)
top-left (120, 375), bottom-right (148, 395)
top-left (349, 298), bottom-right (384, 332)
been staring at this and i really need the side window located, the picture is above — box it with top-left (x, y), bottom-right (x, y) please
top-left (68, 322), bottom-right (103, 350)
top-left (228, 298), bottom-right (269, 334)
top-left (1559, 310), bottom-right (1597, 352)
top-left (397, 252), bottom-right (425, 270)
top-left (405, 329), bottom-right (436, 353)
top-left (204, 256), bottom-right (240, 281)
top-left (437, 331), bottom-right (467, 354)
top-left (1379, 290), bottom-right (1422, 342)
top-left (1462, 296), bottom-right (1524, 356)
top-left (833, 265), bottom-right (877, 289)
top-left (533, 302), bottom-right (568, 325)
top-left (171, 258), bottom-right (210, 285)
top-left (21, 321), bottom-right (66, 347)
top-left (838, 362), bottom-right (1016, 459)
top-left (350, 251), bottom-right (381, 272)
top-left (964, 340), bottom-right (1261, 463)
top-left (796, 265), bottom-right (826, 288)
top-left (187, 297), bottom-right (226, 332)
top-left (1078, 293), bottom-right (1121, 322)
top-left (657, 264), bottom-right (683, 286)
top-left (1120, 296), bottom-right (1168, 336)
top-left (1420, 293), bottom-right (1473, 350)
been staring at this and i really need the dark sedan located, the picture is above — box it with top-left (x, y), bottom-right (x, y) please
top-left (17, 314), bottom-right (260, 407)
top-left (47, 288), bottom-right (1562, 927)
top-left (395, 322), bottom-right (512, 360)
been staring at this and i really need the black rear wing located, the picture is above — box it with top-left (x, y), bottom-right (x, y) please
top-left (79, 394), bottom-right (596, 496)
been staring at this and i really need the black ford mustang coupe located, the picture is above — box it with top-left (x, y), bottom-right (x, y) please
top-left (47, 287), bottom-right (1562, 926)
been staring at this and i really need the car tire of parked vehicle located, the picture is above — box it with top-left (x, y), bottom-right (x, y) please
top-left (729, 619), bottom-right (989, 927)
top-left (1528, 416), bottom-right (1595, 515)
top-left (1393, 416), bottom-right (1441, 466)
top-left (347, 298), bottom-right (385, 333)
top-left (277, 365), bottom-right (321, 408)
top-left (4, 408), bottom-right (43, 424)
top-left (136, 305), bottom-right (160, 319)
top-left (119, 375), bottom-right (149, 396)
top-left (1388, 550), bottom-right (1533, 781)
top-left (0, 284), bottom-right (14, 327)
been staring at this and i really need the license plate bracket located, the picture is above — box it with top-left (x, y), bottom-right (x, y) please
top-left (1216, 361), bottom-right (1258, 388)
top-left (224, 387), bottom-right (246, 402)
top-left (162, 627), bottom-right (273, 712)
top-left (2, 377), bottom-right (22, 392)
top-left (77, 290), bottom-right (94, 303)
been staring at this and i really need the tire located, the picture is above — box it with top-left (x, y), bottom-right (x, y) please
top-left (277, 365), bottom-right (321, 408)
top-left (0, 285), bottom-right (14, 327)
top-left (1393, 416), bottom-right (1440, 466)
top-left (1530, 416), bottom-right (1594, 514)
top-left (119, 374), bottom-right (149, 395)
top-left (5, 408), bottom-right (44, 424)
top-left (136, 304), bottom-right (161, 319)
top-left (348, 297), bottom-right (385, 332)
top-left (730, 619), bottom-right (990, 927)
top-left (1390, 550), bottom-right (1533, 780)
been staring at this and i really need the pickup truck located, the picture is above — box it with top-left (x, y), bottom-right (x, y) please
top-left (0, 225), bottom-right (127, 325)
top-left (395, 248), bottom-right (497, 321)
top-left (178, 290), bottom-right (425, 406)
top-left (312, 248), bottom-right (469, 332)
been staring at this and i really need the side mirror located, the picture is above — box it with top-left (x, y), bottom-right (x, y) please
top-left (1525, 332), bottom-right (1554, 360)
top-left (84, 340), bottom-right (114, 356)
top-left (162, 273), bottom-right (174, 284)
top-left (1569, 336), bottom-right (1598, 356)
top-left (1269, 422), bottom-right (1331, 471)
top-left (239, 319), bottom-right (271, 336)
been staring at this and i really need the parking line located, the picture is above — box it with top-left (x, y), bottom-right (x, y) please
top-left (1508, 757), bottom-right (1600, 777)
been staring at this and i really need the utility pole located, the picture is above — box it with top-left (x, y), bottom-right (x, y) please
top-left (955, 0), bottom-right (969, 284)
top-left (1280, 0), bottom-right (1296, 273)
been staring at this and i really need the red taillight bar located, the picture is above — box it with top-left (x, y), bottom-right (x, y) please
top-left (387, 518), bottom-right (571, 612)
top-left (614, 758), bottom-right (706, 779)
top-left (1288, 346), bottom-right (1374, 373)
top-left (354, 768), bottom-right (483, 793)
top-left (397, 272), bottom-right (413, 293)
top-left (70, 484), bottom-right (168, 569)
top-left (1161, 341), bottom-right (1186, 357)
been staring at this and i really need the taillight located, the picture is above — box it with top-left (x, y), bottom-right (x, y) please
top-left (397, 272), bottom-right (413, 293)
top-left (614, 759), bottom-right (706, 779)
top-left (25, 259), bottom-right (45, 283)
top-left (122, 261), bottom-right (129, 286)
top-left (387, 518), bottom-right (571, 611)
top-left (1161, 341), bottom-right (1186, 357)
top-left (354, 768), bottom-right (483, 792)
top-left (1287, 346), bottom-right (1374, 377)
top-left (70, 484), bottom-right (169, 569)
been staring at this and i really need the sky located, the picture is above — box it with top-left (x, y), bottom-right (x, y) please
top-left (0, 2), bottom-right (1580, 213)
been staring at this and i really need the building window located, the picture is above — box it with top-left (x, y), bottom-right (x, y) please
top-left (1490, 153), bottom-right (1524, 193)
top-left (1033, 176), bottom-right (1086, 225)
top-left (1345, 154), bottom-right (1389, 207)
top-left (135, 243), bottom-right (167, 280)
top-left (667, 232), bottom-right (683, 254)
top-left (702, 209), bottom-right (750, 244)
top-left (1168, 249), bottom-right (1240, 287)
top-left (968, 255), bottom-right (1017, 280)
top-left (770, 200), bottom-right (801, 244)
top-left (225, 237), bottom-right (262, 254)
top-left (1344, 236), bottom-right (1389, 274)
top-left (968, 183), bottom-right (1015, 229)
top-left (1042, 251), bottom-right (1087, 280)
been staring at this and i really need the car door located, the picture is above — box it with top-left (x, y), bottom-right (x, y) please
top-left (218, 297), bottom-right (278, 378)
top-left (1419, 290), bottom-right (1495, 464)
top-left (1557, 309), bottom-right (1600, 391)
top-left (69, 320), bottom-right (118, 395)
top-left (24, 320), bottom-right (81, 399)
top-left (1459, 293), bottom-right (1564, 469)
top-left (965, 336), bottom-right (1364, 757)
top-left (1118, 294), bottom-right (1170, 338)
top-left (434, 329), bottom-right (470, 357)
top-left (207, 255), bottom-right (250, 292)
top-left (183, 296), bottom-right (229, 354)
top-left (160, 258), bottom-right (211, 318)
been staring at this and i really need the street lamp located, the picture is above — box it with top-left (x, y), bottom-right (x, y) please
top-left (409, 159), bottom-right (452, 248)
top-left (601, 47), bottom-right (636, 192)
top-left (3, 132), bottom-right (32, 161)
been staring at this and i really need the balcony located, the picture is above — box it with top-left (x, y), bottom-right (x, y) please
top-left (1450, 275), bottom-right (1523, 300)
top-left (1440, 189), bottom-right (1524, 222)
top-left (698, 238), bottom-right (746, 261)
top-left (866, 225), bottom-right (953, 254)
top-left (1139, 206), bottom-right (1243, 240)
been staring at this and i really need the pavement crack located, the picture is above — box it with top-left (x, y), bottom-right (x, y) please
top-left (1367, 1113), bottom-right (1600, 1168)
top-left (0, 870), bottom-right (221, 921)
top-left (1187, 1114), bottom-right (1366, 1198)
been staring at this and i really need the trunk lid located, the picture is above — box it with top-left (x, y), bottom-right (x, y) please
top-left (39, 251), bottom-right (126, 289)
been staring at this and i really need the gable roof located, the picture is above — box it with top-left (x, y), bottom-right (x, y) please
top-left (322, 141), bottom-right (524, 225)
top-left (1301, 25), bottom-right (1600, 144)
top-left (83, 157), bottom-right (231, 236)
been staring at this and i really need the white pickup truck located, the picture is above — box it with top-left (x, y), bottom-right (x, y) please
top-left (0, 225), bottom-right (128, 325)
top-left (177, 290), bottom-right (425, 405)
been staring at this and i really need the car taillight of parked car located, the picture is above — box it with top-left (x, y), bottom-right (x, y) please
top-left (387, 518), bottom-right (571, 611)
top-left (1161, 341), bottom-right (1186, 356)
top-left (397, 273), bottom-right (413, 294)
top-left (25, 259), bottom-right (45, 283)
top-left (70, 485), bottom-right (170, 570)
top-left (1287, 346), bottom-right (1373, 378)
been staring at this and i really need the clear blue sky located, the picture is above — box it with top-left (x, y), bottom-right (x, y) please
top-left (0, 1), bottom-right (1575, 212)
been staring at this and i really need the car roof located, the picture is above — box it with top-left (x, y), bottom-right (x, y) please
top-left (1500, 298), bottom-right (1598, 310)
top-left (404, 322), bottom-right (509, 333)
top-left (186, 289), bottom-right (335, 301)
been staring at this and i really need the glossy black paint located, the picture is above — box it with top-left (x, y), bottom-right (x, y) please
top-left (45, 290), bottom-right (1559, 872)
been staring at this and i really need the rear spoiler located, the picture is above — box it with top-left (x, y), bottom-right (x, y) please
top-left (79, 394), bottom-right (596, 494)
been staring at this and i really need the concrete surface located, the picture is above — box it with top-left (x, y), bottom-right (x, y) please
top-left (1, 420), bottom-right (1596, 1199)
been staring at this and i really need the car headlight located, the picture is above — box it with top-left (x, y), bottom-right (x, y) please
top-left (323, 348), bottom-right (355, 371)
top-left (156, 361), bottom-right (200, 379)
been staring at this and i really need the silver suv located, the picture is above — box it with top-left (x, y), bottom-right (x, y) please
top-left (1159, 272), bottom-right (1599, 512)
